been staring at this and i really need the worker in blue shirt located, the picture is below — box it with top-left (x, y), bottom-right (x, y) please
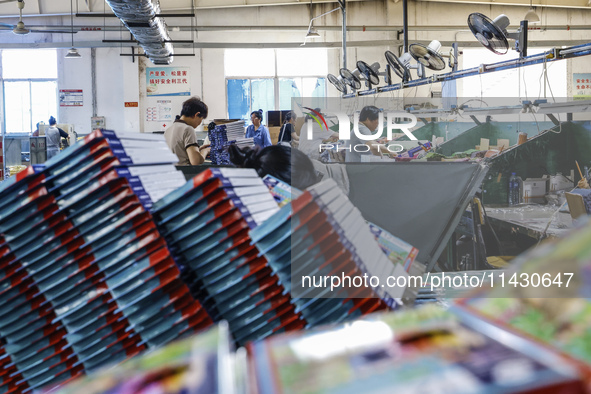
top-left (245, 109), bottom-right (272, 148)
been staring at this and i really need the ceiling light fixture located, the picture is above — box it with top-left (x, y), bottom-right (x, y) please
top-left (65, 0), bottom-right (81, 58)
top-left (13, 1), bottom-right (29, 35)
top-left (65, 48), bottom-right (81, 58)
top-left (306, 26), bottom-right (320, 38)
top-left (302, 0), bottom-right (341, 46)
top-left (524, 0), bottom-right (540, 23)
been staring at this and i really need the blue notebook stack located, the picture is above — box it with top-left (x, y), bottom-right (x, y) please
top-left (251, 178), bottom-right (409, 329)
top-left (208, 120), bottom-right (252, 165)
top-left (151, 168), bottom-right (306, 346)
top-left (0, 130), bottom-right (213, 392)
top-left (0, 167), bottom-right (84, 393)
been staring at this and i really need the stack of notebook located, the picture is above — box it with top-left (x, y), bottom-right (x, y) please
top-left (368, 222), bottom-right (419, 273)
top-left (251, 178), bottom-right (412, 328)
top-left (0, 168), bottom-right (84, 393)
top-left (262, 174), bottom-right (297, 207)
top-left (0, 130), bottom-right (213, 391)
top-left (208, 120), bottom-right (252, 165)
top-left (151, 168), bottom-right (305, 346)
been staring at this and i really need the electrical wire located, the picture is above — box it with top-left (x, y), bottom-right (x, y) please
top-left (530, 56), bottom-right (547, 134)
top-left (522, 63), bottom-right (529, 101)
top-left (479, 72), bottom-right (483, 100)
top-left (545, 59), bottom-right (557, 104)
top-left (518, 66), bottom-right (522, 127)
top-left (536, 53), bottom-right (547, 100)
top-left (528, 54), bottom-right (563, 135)
top-left (459, 98), bottom-right (489, 107)
top-left (545, 60), bottom-right (563, 134)
top-left (530, 108), bottom-right (541, 134)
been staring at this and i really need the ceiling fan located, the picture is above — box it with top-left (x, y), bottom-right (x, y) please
top-left (0, 0), bottom-right (75, 35)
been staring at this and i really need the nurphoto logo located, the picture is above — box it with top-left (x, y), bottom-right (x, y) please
top-left (305, 108), bottom-right (419, 153)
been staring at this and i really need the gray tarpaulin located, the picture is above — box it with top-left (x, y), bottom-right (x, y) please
top-left (345, 162), bottom-right (488, 271)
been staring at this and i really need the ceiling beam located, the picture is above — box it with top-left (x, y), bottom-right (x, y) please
top-left (5, 0), bottom-right (588, 19)
top-left (0, 0), bottom-right (372, 18)
top-left (188, 24), bottom-right (591, 31)
top-left (0, 39), bottom-right (588, 49)
top-left (1, 24), bottom-right (590, 33)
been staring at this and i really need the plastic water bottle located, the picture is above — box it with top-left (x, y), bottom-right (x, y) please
top-left (508, 173), bottom-right (522, 206)
top-left (515, 175), bottom-right (523, 204)
top-left (508, 173), bottom-right (516, 206)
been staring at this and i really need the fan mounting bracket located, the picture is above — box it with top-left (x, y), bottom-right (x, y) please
top-left (506, 20), bottom-right (528, 58)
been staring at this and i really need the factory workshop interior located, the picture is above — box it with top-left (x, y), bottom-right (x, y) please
top-left (0, 0), bottom-right (591, 392)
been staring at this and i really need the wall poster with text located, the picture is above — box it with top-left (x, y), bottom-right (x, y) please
top-left (146, 67), bottom-right (191, 97)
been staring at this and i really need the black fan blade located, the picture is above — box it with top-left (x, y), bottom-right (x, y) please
top-left (467, 13), bottom-right (509, 55)
top-left (385, 51), bottom-right (410, 81)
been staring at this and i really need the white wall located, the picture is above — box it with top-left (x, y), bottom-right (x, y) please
top-left (58, 48), bottom-right (92, 133)
top-left (95, 47), bottom-right (140, 133)
top-left (58, 47), bottom-right (140, 134)
top-left (201, 49), bottom-right (226, 121)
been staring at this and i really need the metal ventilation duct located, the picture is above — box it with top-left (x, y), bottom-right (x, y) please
top-left (104, 0), bottom-right (173, 64)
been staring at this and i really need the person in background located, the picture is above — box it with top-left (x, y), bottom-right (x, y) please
top-left (57, 125), bottom-right (69, 148)
top-left (229, 144), bottom-right (351, 195)
top-left (228, 144), bottom-right (320, 190)
top-left (277, 112), bottom-right (299, 147)
top-left (46, 116), bottom-right (68, 159)
top-left (245, 110), bottom-right (272, 149)
top-left (164, 96), bottom-right (209, 165)
top-left (345, 105), bottom-right (388, 162)
top-left (31, 122), bottom-right (41, 137)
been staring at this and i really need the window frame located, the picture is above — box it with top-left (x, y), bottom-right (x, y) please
top-left (225, 48), bottom-right (328, 120)
top-left (1, 49), bottom-right (59, 136)
top-left (226, 75), bottom-right (327, 121)
top-left (3, 78), bottom-right (59, 135)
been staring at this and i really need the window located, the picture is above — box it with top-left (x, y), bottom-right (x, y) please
top-left (226, 49), bottom-right (327, 121)
top-left (2, 49), bottom-right (59, 133)
top-left (278, 77), bottom-right (326, 110)
top-left (227, 78), bottom-right (275, 120)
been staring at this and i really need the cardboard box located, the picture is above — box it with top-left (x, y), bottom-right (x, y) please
top-left (268, 126), bottom-right (281, 145)
top-left (523, 178), bottom-right (547, 204)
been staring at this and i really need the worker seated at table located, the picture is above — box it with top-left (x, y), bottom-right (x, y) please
top-left (245, 110), bottom-right (272, 149)
top-left (164, 96), bottom-right (209, 165)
